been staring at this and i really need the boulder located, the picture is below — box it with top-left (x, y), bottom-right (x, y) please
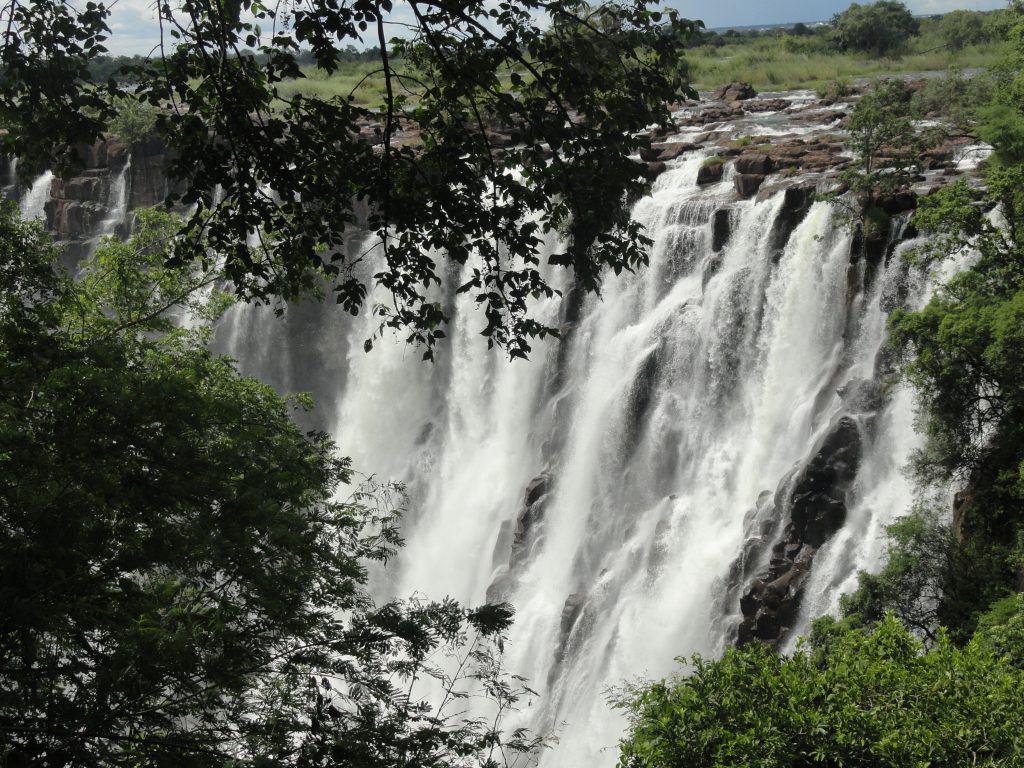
top-left (680, 105), bottom-right (743, 126)
top-left (745, 98), bottom-right (791, 113)
top-left (800, 151), bottom-right (844, 172)
top-left (639, 145), bottom-right (663, 162)
top-left (874, 189), bottom-right (918, 214)
top-left (734, 173), bottom-right (765, 198)
top-left (711, 81), bottom-right (758, 102)
top-left (789, 417), bottom-right (863, 548)
top-left (711, 208), bottom-right (731, 252)
top-left (735, 152), bottom-right (773, 176)
top-left (654, 143), bottom-right (694, 162)
top-left (643, 161), bottom-right (667, 180)
top-left (696, 161), bottom-right (724, 185)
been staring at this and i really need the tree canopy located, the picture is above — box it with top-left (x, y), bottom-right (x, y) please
top-left (830, 1), bottom-right (918, 55)
top-left (0, 209), bottom-right (541, 766)
top-left (615, 615), bottom-right (1024, 768)
top-left (0, 0), bottom-right (699, 359)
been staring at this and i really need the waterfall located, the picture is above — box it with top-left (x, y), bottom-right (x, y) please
top-left (2, 157), bottom-right (18, 202)
top-left (95, 158), bottom-right (131, 241)
top-left (20, 171), bottom-right (53, 222)
top-left (216, 148), bottom-right (944, 765)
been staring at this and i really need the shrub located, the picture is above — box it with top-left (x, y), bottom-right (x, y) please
top-left (831, 1), bottom-right (919, 55)
top-left (616, 616), bottom-right (1024, 768)
top-left (107, 96), bottom-right (158, 143)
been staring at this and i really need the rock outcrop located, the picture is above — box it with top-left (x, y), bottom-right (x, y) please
top-left (734, 173), bottom-right (765, 198)
top-left (711, 82), bottom-right (758, 102)
top-left (486, 471), bottom-right (554, 603)
top-left (735, 416), bottom-right (865, 646)
top-left (43, 136), bottom-right (179, 262)
top-left (697, 161), bottom-right (724, 185)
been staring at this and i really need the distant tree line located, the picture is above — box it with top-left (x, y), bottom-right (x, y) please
top-left (88, 45), bottom-right (386, 82)
top-left (684, 1), bottom-right (1011, 56)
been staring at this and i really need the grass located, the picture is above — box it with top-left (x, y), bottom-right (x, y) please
top-left (273, 61), bottom-right (400, 107)
top-left (273, 59), bottom-right (529, 109)
top-left (686, 39), bottom-right (1002, 93)
top-left (271, 18), bottom-right (1007, 106)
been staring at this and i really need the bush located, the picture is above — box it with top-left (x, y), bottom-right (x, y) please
top-left (840, 508), bottom-right (1015, 642)
top-left (910, 68), bottom-right (995, 125)
top-left (616, 616), bottom-right (1024, 768)
top-left (816, 77), bottom-right (854, 102)
top-left (831, 1), bottom-right (919, 55)
top-left (938, 9), bottom-right (990, 52)
top-left (107, 96), bottom-right (158, 143)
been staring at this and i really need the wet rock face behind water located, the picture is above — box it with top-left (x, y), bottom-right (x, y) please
top-left (736, 416), bottom-right (864, 647)
top-left (41, 138), bottom-right (178, 262)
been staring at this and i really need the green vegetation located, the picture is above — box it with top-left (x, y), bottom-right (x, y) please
top-left (0, 0), bottom-right (698, 359)
top-left (0, 210), bottom-right (542, 765)
top-left (830, 1), bottom-right (918, 56)
top-left (683, 4), bottom-right (1009, 91)
top-left (107, 96), bottom-right (159, 143)
top-left (616, 615), bottom-right (1024, 768)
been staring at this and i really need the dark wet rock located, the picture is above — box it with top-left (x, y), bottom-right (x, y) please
top-left (560, 592), bottom-right (585, 637)
top-left (525, 473), bottom-right (551, 508)
top-left (643, 161), bottom-right (667, 180)
top-left (837, 378), bottom-right (883, 413)
top-left (764, 184), bottom-right (816, 254)
top-left (711, 208), bottom-right (731, 252)
top-left (735, 152), bottom-right (774, 176)
top-left (745, 98), bottom-right (791, 113)
top-left (506, 471), bottom-right (554, 573)
top-left (711, 81), bottom-right (758, 102)
top-left (874, 189), bottom-right (918, 214)
top-left (734, 173), bottom-right (766, 198)
top-left (790, 417), bottom-right (863, 548)
top-left (697, 162), bottom-right (724, 185)
top-left (485, 128), bottom-right (517, 147)
top-left (740, 580), bottom-right (765, 617)
top-left (680, 105), bottom-right (744, 127)
top-left (639, 145), bottom-right (663, 162)
top-left (735, 417), bottom-right (864, 646)
top-left (800, 151), bottom-right (846, 173)
top-left (654, 142), bottom-right (695, 162)
top-left (702, 252), bottom-right (724, 291)
top-left (753, 607), bottom-right (782, 639)
top-left (791, 109), bottom-right (847, 126)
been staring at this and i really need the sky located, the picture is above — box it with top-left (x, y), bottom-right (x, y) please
top-left (103, 0), bottom-right (1011, 55)
top-left (673, 0), bottom-right (1007, 29)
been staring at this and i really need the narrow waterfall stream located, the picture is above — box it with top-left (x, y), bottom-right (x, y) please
top-left (19, 170), bottom-right (53, 222)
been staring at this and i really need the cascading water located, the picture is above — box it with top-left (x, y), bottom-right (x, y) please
top-left (19, 170), bottom-right (53, 222)
top-left (214, 120), bottom-right (948, 765)
top-left (94, 158), bottom-right (131, 243)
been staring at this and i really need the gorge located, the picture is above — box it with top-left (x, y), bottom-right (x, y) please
top-left (8, 84), bottom-right (987, 766)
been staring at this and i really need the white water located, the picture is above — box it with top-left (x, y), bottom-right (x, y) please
top-left (20, 171), bottom-right (53, 222)
top-left (215, 154), bottom-right (944, 764)
top-left (95, 158), bottom-right (131, 241)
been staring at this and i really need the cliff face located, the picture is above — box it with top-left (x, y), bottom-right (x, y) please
top-left (42, 137), bottom-right (177, 264)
